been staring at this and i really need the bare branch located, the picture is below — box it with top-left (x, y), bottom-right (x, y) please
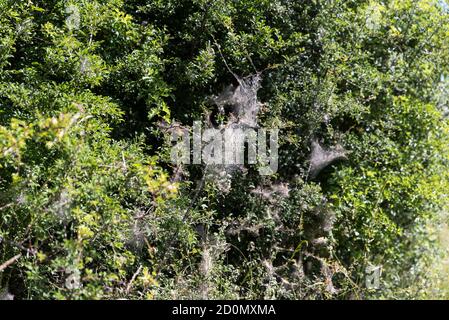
top-left (0, 254), bottom-right (22, 272)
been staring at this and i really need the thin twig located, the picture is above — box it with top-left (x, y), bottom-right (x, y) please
top-left (211, 36), bottom-right (240, 83)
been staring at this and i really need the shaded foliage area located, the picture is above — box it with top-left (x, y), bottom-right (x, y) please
top-left (0, 0), bottom-right (448, 299)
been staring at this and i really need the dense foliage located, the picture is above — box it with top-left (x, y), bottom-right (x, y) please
top-left (0, 0), bottom-right (448, 299)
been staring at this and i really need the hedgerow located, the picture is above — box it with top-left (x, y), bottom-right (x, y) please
top-left (0, 0), bottom-right (448, 299)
